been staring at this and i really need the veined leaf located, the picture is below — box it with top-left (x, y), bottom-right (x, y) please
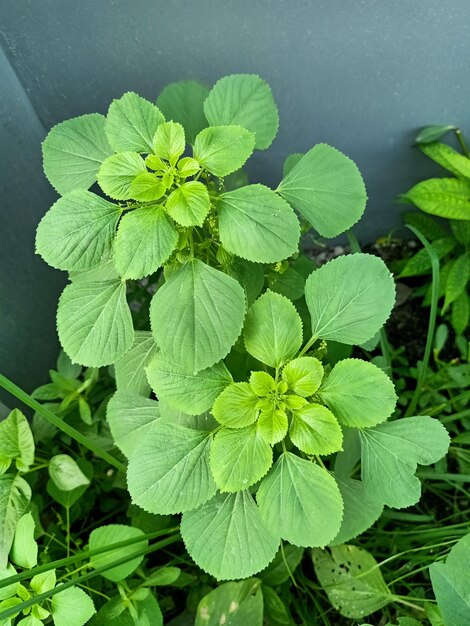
top-left (399, 237), bottom-right (457, 277)
top-left (450, 218), bottom-right (470, 245)
top-left (443, 253), bottom-right (470, 312)
top-left (107, 391), bottom-right (160, 458)
top-left (451, 290), bottom-right (470, 335)
top-left (401, 177), bottom-right (470, 220)
top-left (51, 585), bottom-right (95, 626)
top-left (277, 144), bottom-right (367, 238)
top-left (193, 125), bottom-right (255, 177)
top-left (249, 371), bottom-right (275, 395)
top-left (268, 266), bottom-right (305, 301)
top-left (415, 125), bottom-right (456, 144)
top-left (153, 121), bottom-right (185, 165)
top-left (181, 491), bottom-right (279, 580)
top-left (259, 545), bottom-right (304, 586)
top-left (283, 153), bottom-right (304, 178)
top-left (212, 382), bottom-right (260, 428)
top-left (420, 141), bottom-right (470, 178)
top-left (97, 151), bottom-right (146, 200)
top-left (57, 279), bottom-right (134, 367)
top-left (0, 409), bottom-right (34, 473)
top-left (69, 259), bottom-right (119, 283)
top-left (0, 475), bottom-right (31, 569)
top-left (404, 211), bottom-right (448, 242)
top-left (290, 404), bottom-right (343, 455)
top-left (166, 181), bottom-right (211, 227)
top-left (226, 258), bottom-right (265, 306)
top-left (42, 113), bottom-right (112, 194)
top-left (195, 579), bottom-right (263, 626)
top-left (282, 356), bottom-right (323, 397)
top-left (157, 80), bottom-right (209, 144)
top-left (10, 512), bottom-right (38, 569)
top-left (258, 408), bottom-right (288, 445)
top-left (89, 524), bottom-right (148, 582)
top-left (36, 190), bottom-right (120, 272)
top-left (49, 454), bottom-right (90, 491)
top-left (128, 172), bottom-right (166, 201)
top-left (114, 331), bottom-right (158, 396)
top-left (217, 184), bottom-right (300, 263)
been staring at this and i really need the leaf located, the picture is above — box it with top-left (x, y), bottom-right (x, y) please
top-left (127, 423), bottom-right (216, 514)
top-left (450, 218), bottom-right (470, 245)
top-left (69, 259), bottom-right (119, 283)
top-left (249, 371), bottom-right (275, 395)
top-left (107, 391), bottom-right (160, 458)
top-left (157, 80), bottom-right (209, 144)
top-left (210, 425), bottom-right (273, 492)
top-left (305, 254), bottom-right (395, 345)
top-left (259, 545), bottom-right (304, 586)
top-left (48, 454), bottom-right (90, 491)
top-left (257, 409), bottom-right (288, 445)
top-left (0, 475), bottom-right (31, 569)
top-left (443, 253), bottom-right (470, 312)
top-left (51, 585), bottom-right (95, 626)
top-left (401, 178), bottom-right (470, 220)
top-left (57, 279), bottom-right (134, 367)
top-left (415, 125), bottom-right (456, 144)
top-left (105, 92), bottom-right (165, 153)
top-left (177, 156), bottom-right (201, 177)
top-left (10, 513), bottom-right (38, 569)
top-left (195, 578), bottom-right (263, 626)
top-left (193, 125), bottom-right (255, 177)
top-left (263, 586), bottom-right (290, 625)
top-left (277, 144), bottom-right (367, 238)
top-left (257, 453), bottom-right (343, 548)
top-left (0, 409), bottom-right (34, 473)
top-left (42, 113), bottom-right (112, 194)
top-left (360, 416), bottom-right (450, 508)
top-left (146, 352), bottom-right (231, 415)
top-left (128, 172), bottom-right (166, 201)
top-left (217, 184), bottom-right (300, 263)
top-left (268, 267), bottom-right (305, 301)
top-left (166, 181), bottom-right (211, 227)
top-left (404, 211), bottom-right (448, 242)
top-left (114, 331), bottom-right (157, 397)
top-left (399, 237), bottom-right (457, 277)
top-left (114, 205), bottom-right (178, 279)
top-left (282, 356), bottom-right (323, 397)
top-left (312, 545), bottom-right (392, 619)
top-left (283, 153), bottom-right (304, 177)
top-left (318, 359), bottom-right (397, 427)
top-left (290, 404), bottom-right (343, 455)
top-left (420, 141), bottom-right (470, 178)
top-left (89, 524), bottom-right (148, 582)
top-left (181, 491), bottom-right (279, 580)
top-left (212, 382), bottom-right (260, 428)
top-left (0, 564), bottom-right (19, 601)
top-left (204, 74), bottom-right (279, 150)
top-left (31, 570), bottom-right (56, 595)
top-left (150, 259), bottom-right (246, 373)
top-left (451, 291), bottom-right (469, 335)
top-left (244, 291), bottom-right (303, 368)
top-left (152, 121), bottom-right (186, 165)
top-left (97, 151), bottom-right (146, 200)
top-left (143, 566), bottom-right (181, 587)
top-left (36, 191), bottom-right (121, 272)
top-left (47, 460), bottom-right (92, 508)
top-left (226, 258), bottom-right (265, 306)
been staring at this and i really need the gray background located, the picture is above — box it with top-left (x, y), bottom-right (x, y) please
top-left (1, 0), bottom-right (469, 403)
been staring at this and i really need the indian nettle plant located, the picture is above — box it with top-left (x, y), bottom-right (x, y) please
top-left (36, 74), bottom-right (450, 580)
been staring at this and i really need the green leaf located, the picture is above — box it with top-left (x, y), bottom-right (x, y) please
top-left (399, 237), bottom-right (457, 277)
top-left (401, 178), bottom-right (470, 220)
top-left (31, 570), bottom-right (56, 596)
top-left (0, 475), bottom-right (31, 569)
top-left (450, 218), bottom-right (470, 245)
top-left (257, 408), bottom-right (288, 445)
top-left (259, 545), bottom-right (304, 586)
top-left (226, 258), bottom-right (265, 306)
top-left (290, 404), bottom-right (343, 455)
top-left (150, 259), bottom-right (246, 373)
top-left (277, 144), bottom-right (367, 238)
top-left (415, 125), bottom-right (456, 144)
top-left (57, 279), bottom-right (134, 367)
top-left (36, 191), bottom-right (120, 272)
top-left (47, 460), bottom-right (92, 508)
top-left (249, 371), bottom-right (275, 395)
top-left (69, 259), bottom-right (119, 283)
top-left (0, 409), bottom-right (34, 473)
top-left (451, 291), bottom-right (469, 335)
top-left (443, 253), bottom-right (470, 312)
top-left (360, 416), bottom-right (450, 508)
top-left (143, 566), bottom-right (181, 587)
top-left (105, 92), bottom-right (165, 153)
top-left (210, 424), bottom-right (273, 492)
top-left (10, 512), bottom-right (37, 569)
top-left (404, 211), bottom-right (448, 242)
top-left (128, 172), bottom-right (166, 201)
top-left (282, 356), bottom-right (323, 397)
top-left (283, 153), bottom-right (304, 178)
top-left (17, 615), bottom-right (45, 626)
top-left (89, 524), bottom-right (147, 582)
top-left (305, 254), bottom-right (395, 345)
top-left (0, 564), bottom-right (19, 601)
top-left (257, 452), bottom-right (343, 547)
top-left (420, 141), bottom-right (470, 178)
top-left (195, 579), bottom-right (263, 626)
top-left (157, 80), bottom-right (209, 145)
top-left (42, 113), bottom-right (112, 194)
top-left (193, 126), bottom-right (255, 177)
top-left (217, 184), bottom-right (300, 263)
top-left (268, 267), bottom-right (305, 301)
top-left (204, 74), bottom-right (279, 150)
top-left (146, 352), bottom-right (232, 415)
top-left (114, 205), bottom-right (178, 279)
top-left (127, 423), bottom-right (216, 514)
top-left (48, 454), bottom-right (90, 491)
top-left (263, 586), bottom-right (290, 625)
top-left (181, 491), bottom-right (279, 580)
top-left (97, 151), bottom-right (146, 200)
top-left (152, 121), bottom-right (185, 165)
top-left (177, 156), bottom-right (201, 177)
top-left (115, 331), bottom-right (158, 397)
top-left (312, 545), bottom-right (391, 619)
top-left (244, 291), bottom-right (303, 368)
top-left (212, 382), bottom-right (260, 428)
top-left (166, 181), bottom-right (211, 227)
top-left (51, 585), bottom-right (95, 626)
top-left (107, 391), bottom-right (160, 458)
top-left (318, 359), bottom-right (397, 427)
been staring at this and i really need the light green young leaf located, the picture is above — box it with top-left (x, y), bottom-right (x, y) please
top-left (360, 416), bottom-right (450, 508)
top-left (312, 545), bottom-right (391, 619)
top-left (181, 491), bottom-right (279, 580)
top-left (451, 290), bottom-right (469, 335)
top-left (257, 452), bottom-right (343, 547)
top-left (105, 92), bottom-right (165, 153)
top-left (51, 585), bottom-right (95, 626)
top-left (143, 566), bottom-right (181, 587)
top-left (217, 184), bottom-right (300, 263)
top-left (0, 564), bottom-right (19, 601)
top-left (399, 237), bottom-right (457, 278)
top-left (127, 423), bottom-right (216, 514)
top-left (318, 359), bottom-right (397, 427)
top-left (249, 371), bottom-right (275, 395)
top-left (257, 408), bottom-right (288, 445)
top-left (290, 404), bottom-right (343, 455)
top-left (97, 151), bottom-right (146, 200)
top-left (114, 205), bottom-right (178, 279)
top-left (107, 391), bottom-right (160, 458)
top-left (17, 616), bottom-right (44, 626)
top-left (0, 409), bottom-right (34, 473)
top-left (128, 172), bottom-right (166, 201)
top-left (282, 356), bottom-right (323, 397)
top-left (244, 291), bottom-right (302, 368)
top-left (42, 113), bottom-right (112, 195)
top-left (401, 177), bottom-right (470, 220)
top-left (48, 454), bottom-right (90, 491)
top-left (195, 578), bottom-right (263, 626)
top-left (420, 141), bottom-right (470, 178)
top-left (305, 254), bottom-right (395, 345)
top-left (152, 120), bottom-right (185, 165)
top-left (268, 266), bottom-right (305, 301)
top-left (36, 191), bottom-right (120, 272)
top-left (146, 352), bottom-right (232, 415)
top-left (204, 74), bottom-right (279, 150)
top-left (210, 424), bottom-right (273, 492)
top-left (30, 569), bottom-right (57, 595)
top-left (277, 144), bottom-right (367, 238)
top-left (0, 475), bottom-right (31, 569)
top-left (57, 279), bottom-right (134, 367)
top-left (157, 80), bottom-right (209, 144)
top-left (443, 253), bottom-right (470, 312)
top-left (193, 125), bottom-right (255, 177)
top-left (115, 331), bottom-right (158, 397)
top-left (10, 513), bottom-right (38, 569)
top-left (89, 524), bottom-right (147, 582)
top-left (150, 259), bottom-right (246, 373)
top-left (177, 156), bottom-right (201, 177)
top-left (212, 382), bottom-right (259, 428)
top-left (166, 181), bottom-right (211, 227)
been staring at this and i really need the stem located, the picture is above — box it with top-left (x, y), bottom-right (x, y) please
top-left (455, 128), bottom-right (469, 157)
top-left (0, 373), bottom-right (125, 473)
top-left (298, 335), bottom-right (318, 358)
top-left (65, 506), bottom-right (71, 558)
top-left (393, 596), bottom-right (426, 612)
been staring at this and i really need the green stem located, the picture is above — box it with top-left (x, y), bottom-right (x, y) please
top-left (0, 373), bottom-right (125, 473)
top-left (455, 128), bottom-right (469, 157)
top-left (65, 506), bottom-right (71, 558)
top-left (298, 335), bottom-right (318, 358)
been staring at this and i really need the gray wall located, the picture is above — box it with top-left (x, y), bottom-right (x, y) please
top-left (1, 0), bottom-right (470, 399)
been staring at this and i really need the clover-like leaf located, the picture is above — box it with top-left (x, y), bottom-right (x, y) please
top-left (282, 356), bottom-right (323, 397)
top-left (97, 151), bottom-right (146, 200)
top-left (89, 524), bottom-right (148, 582)
top-left (212, 382), bottom-right (260, 428)
top-left (157, 80), bottom-right (209, 144)
top-left (107, 391), bottom-right (160, 458)
top-left (114, 331), bottom-right (158, 397)
top-left (289, 404), bottom-right (343, 455)
top-left (166, 181), bottom-right (211, 227)
top-left (193, 125), bottom-right (255, 177)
